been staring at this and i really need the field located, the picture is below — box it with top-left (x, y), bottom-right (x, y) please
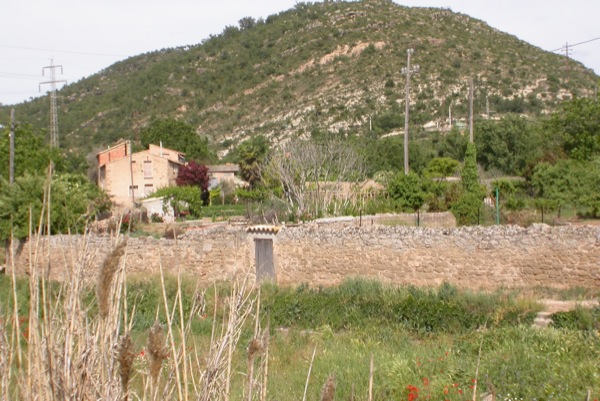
top-left (0, 238), bottom-right (599, 400)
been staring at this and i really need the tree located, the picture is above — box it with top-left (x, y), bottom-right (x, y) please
top-left (546, 96), bottom-right (600, 161)
top-left (531, 158), bottom-right (600, 217)
top-left (140, 118), bottom-right (213, 162)
top-left (0, 173), bottom-right (111, 241)
top-left (435, 127), bottom-right (468, 161)
top-left (176, 161), bottom-right (209, 190)
top-left (263, 138), bottom-right (365, 219)
top-left (176, 161), bottom-right (209, 206)
top-left (233, 135), bottom-right (270, 189)
top-left (451, 142), bottom-right (483, 226)
top-left (461, 142), bottom-right (481, 195)
top-left (387, 172), bottom-right (425, 212)
top-left (152, 186), bottom-right (204, 218)
top-left (238, 16), bottom-right (256, 30)
top-left (0, 123), bottom-right (63, 180)
top-left (475, 115), bottom-right (542, 175)
top-left (425, 157), bottom-right (460, 179)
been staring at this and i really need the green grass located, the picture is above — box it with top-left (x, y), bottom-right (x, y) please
top-left (1, 275), bottom-right (598, 400)
top-left (202, 203), bottom-right (248, 221)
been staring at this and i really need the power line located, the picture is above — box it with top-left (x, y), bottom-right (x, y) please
top-left (0, 71), bottom-right (41, 80)
top-left (550, 36), bottom-right (600, 52)
top-left (0, 44), bottom-right (127, 58)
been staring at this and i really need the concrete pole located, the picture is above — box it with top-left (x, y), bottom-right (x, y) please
top-left (9, 109), bottom-right (15, 185)
top-left (402, 49), bottom-right (419, 174)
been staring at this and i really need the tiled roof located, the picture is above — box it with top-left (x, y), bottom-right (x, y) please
top-left (246, 225), bottom-right (281, 235)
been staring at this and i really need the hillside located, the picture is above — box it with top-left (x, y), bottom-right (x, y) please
top-left (1, 0), bottom-right (597, 159)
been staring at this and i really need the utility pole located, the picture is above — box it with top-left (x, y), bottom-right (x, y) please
top-left (486, 96), bottom-right (490, 119)
top-left (469, 78), bottom-right (474, 143)
top-left (402, 48), bottom-right (419, 175)
top-left (9, 109), bottom-right (15, 184)
top-left (39, 59), bottom-right (66, 148)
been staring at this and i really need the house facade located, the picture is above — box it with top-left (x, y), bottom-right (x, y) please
top-left (207, 164), bottom-right (241, 184)
top-left (97, 141), bottom-right (186, 207)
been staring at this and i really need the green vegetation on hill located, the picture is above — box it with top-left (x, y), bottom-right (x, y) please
top-left (0, 0), bottom-right (596, 158)
top-left (0, 1), bottom-right (599, 228)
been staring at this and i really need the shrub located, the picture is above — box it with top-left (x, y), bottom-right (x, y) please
top-left (551, 307), bottom-right (600, 331)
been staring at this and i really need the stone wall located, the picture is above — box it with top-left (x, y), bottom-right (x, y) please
top-left (12, 223), bottom-right (600, 289)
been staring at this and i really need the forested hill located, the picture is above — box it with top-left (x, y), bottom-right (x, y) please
top-left (1, 0), bottom-right (597, 158)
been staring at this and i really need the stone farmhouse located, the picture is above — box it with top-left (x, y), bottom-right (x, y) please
top-left (97, 140), bottom-right (185, 207)
top-left (97, 141), bottom-right (245, 210)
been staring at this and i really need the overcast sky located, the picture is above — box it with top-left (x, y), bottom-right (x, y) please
top-left (1, 0), bottom-right (598, 106)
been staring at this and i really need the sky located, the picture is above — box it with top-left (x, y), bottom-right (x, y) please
top-left (1, 0), bottom-right (599, 106)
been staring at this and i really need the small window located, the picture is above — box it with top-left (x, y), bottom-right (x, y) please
top-left (144, 184), bottom-right (154, 196)
top-left (143, 161), bottom-right (152, 178)
top-left (98, 165), bottom-right (106, 186)
top-left (129, 185), bottom-right (139, 198)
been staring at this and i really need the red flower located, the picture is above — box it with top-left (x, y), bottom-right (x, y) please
top-left (422, 377), bottom-right (429, 386)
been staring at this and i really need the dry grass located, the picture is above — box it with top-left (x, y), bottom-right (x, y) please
top-left (1, 194), bottom-right (260, 401)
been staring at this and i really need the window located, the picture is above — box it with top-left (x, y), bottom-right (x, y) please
top-left (143, 161), bottom-right (152, 178)
top-left (129, 185), bottom-right (139, 198)
top-left (144, 184), bottom-right (154, 196)
top-left (98, 166), bottom-right (106, 187)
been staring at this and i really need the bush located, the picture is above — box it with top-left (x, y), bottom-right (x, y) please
top-left (451, 191), bottom-right (482, 226)
top-left (151, 186), bottom-right (203, 218)
top-left (551, 307), bottom-right (600, 331)
top-left (260, 279), bottom-right (536, 334)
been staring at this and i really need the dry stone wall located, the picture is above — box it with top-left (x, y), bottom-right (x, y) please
top-left (13, 223), bottom-right (600, 289)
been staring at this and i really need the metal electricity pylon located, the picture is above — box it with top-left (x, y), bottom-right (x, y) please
top-left (40, 59), bottom-right (66, 148)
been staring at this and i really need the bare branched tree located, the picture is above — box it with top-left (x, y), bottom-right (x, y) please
top-left (263, 138), bottom-right (365, 219)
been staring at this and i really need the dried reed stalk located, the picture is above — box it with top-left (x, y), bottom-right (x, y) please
top-left (0, 317), bottom-right (9, 400)
top-left (260, 324), bottom-right (270, 401)
top-left (302, 346), bottom-right (317, 401)
top-left (472, 334), bottom-right (485, 401)
top-left (118, 333), bottom-right (136, 400)
top-left (320, 373), bottom-right (336, 401)
top-left (198, 272), bottom-right (256, 401)
top-left (97, 239), bottom-right (128, 319)
top-left (368, 353), bottom-right (374, 401)
top-left (246, 336), bottom-right (264, 401)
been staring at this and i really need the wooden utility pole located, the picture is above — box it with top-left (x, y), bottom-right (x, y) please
top-left (9, 109), bottom-right (15, 184)
top-left (402, 48), bottom-right (419, 175)
top-left (469, 78), bottom-right (474, 143)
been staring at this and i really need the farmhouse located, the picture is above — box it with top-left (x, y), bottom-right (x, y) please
top-left (97, 140), bottom-right (185, 207)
